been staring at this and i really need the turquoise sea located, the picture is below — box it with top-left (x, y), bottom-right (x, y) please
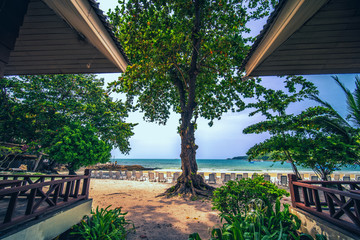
top-left (112, 158), bottom-right (360, 172)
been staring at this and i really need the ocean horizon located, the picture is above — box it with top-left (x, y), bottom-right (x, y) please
top-left (111, 158), bottom-right (360, 173)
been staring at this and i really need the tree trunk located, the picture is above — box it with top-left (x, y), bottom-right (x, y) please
top-left (159, 119), bottom-right (215, 198)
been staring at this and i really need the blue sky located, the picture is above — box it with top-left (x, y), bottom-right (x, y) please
top-left (97, 1), bottom-right (359, 159)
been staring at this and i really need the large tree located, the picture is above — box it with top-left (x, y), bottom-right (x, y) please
top-left (108, 0), bottom-right (276, 197)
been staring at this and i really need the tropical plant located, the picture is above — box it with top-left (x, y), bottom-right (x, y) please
top-left (243, 76), bottom-right (319, 179)
top-left (212, 176), bottom-right (289, 216)
top-left (0, 74), bottom-right (135, 152)
top-left (71, 206), bottom-right (134, 240)
top-left (108, 0), bottom-right (277, 197)
top-left (47, 123), bottom-right (111, 175)
top-left (0, 74), bottom-right (135, 171)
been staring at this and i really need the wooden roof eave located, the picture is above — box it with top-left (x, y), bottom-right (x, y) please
top-left (244, 0), bottom-right (329, 77)
top-left (43, 0), bottom-right (128, 72)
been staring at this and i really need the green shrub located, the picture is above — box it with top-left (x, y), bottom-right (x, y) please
top-left (189, 199), bottom-right (327, 240)
top-left (71, 205), bottom-right (134, 240)
top-left (212, 176), bottom-right (289, 216)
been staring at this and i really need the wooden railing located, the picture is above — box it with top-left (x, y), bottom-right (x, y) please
top-left (0, 169), bottom-right (91, 231)
top-left (288, 174), bottom-right (360, 235)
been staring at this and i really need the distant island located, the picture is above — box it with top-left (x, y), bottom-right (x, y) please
top-left (227, 156), bottom-right (272, 161)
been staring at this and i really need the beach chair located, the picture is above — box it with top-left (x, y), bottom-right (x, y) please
top-left (221, 173), bottom-right (225, 181)
top-left (334, 174), bottom-right (340, 181)
top-left (236, 174), bottom-right (242, 180)
top-left (223, 174), bottom-right (231, 184)
top-left (115, 171), bottom-right (121, 180)
top-left (356, 175), bottom-right (360, 181)
top-left (126, 171), bottom-right (132, 180)
top-left (343, 175), bottom-right (351, 181)
top-left (148, 172), bottom-right (156, 182)
top-left (300, 174), bottom-right (304, 180)
top-left (166, 172), bottom-right (172, 181)
top-left (326, 175), bottom-right (331, 181)
top-left (158, 173), bottom-right (166, 182)
top-left (263, 174), bottom-right (271, 182)
top-left (109, 171), bottom-right (115, 179)
top-left (91, 170), bottom-right (97, 178)
top-left (243, 173), bottom-right (248, 178)
top-left (230, 173), bottom-right (236, 181)
top-left (198, 172), bottom-right (204, 180)
top-left (131, 170), bottom-right (137, 180)
top-left (280, 175), bottom-right (287, 186)
top-left (208, 173), bottom-right (216, 184)
top-left (277, 173), bottom-right (283, 184)
top-left (173, 172), bottom-right (180, 182)
top-left (311, 175), bottom-right (319, 181)
top-left (136, 171), bottom-right (145, 181)
top-left (98, 170), bottom-right (103, 179)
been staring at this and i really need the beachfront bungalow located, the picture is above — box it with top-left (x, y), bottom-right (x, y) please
top-left (241, 0), bottom-right (360, 238)
top-left (0, 0), bottom-right (129, 239)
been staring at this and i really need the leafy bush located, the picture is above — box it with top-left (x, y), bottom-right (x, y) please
top-left (189, 200), bottom-right (327, 240)
top-left (212, 176), bottom-right (289, 216)
top-left (71, 206), bottom-right (134, 240)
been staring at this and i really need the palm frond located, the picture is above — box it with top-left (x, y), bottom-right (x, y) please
top-left (353, 75), bottom-right (360, 127)
top-left (333, 76), bottom-right (360, 127)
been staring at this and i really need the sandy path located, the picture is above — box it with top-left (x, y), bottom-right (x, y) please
top-left (89, 179), bottom-right (221, 240)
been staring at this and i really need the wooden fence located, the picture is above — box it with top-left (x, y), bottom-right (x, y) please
top-left (288, 174), bottom-right (360, 235)
top-left (0, 169), bottom-right (91, 231)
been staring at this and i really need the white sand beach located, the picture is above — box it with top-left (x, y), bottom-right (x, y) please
top-left (89, 179), bottom-right (222, 240)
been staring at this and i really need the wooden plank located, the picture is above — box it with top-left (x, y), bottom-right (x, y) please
top-left (8, 58), bottom-right (111, 66)
top-left (13, 44), bottom-right (95, 52)
top-left (9, 49), bottom-right (98, 57)
top-left (278, 42), bottom-right (360, 50)
top-left (8, 54), bottom-right (105, 62)
top-left (265, 53), bottom-right (360, 61)
top-left (306, 15), bottom-right (360, 26)
top-left (0, 44), bottom-right (11, 63)
top-left (251, 67), bottom-right (360, 76)
top-left (12, 38), bottom-right (89, 47)
top-left (257, 63), bottom-right (360, 71)
top-left (6, 63), bottom-right (117, 71)
top-left (263, 58), bottom-right (360, 66)
top-left (20, 22), bottom-right (68, 30)
top-left (4, 67), bottom-right (120, 75)
top-left (298, 23), bottom-right (360, 33)
top-left (273, 47), bottom-right (360, 56)
top-left (289, 30), bottom-right (360, 40)
top-left (16, 33), bottom-right (80, 41)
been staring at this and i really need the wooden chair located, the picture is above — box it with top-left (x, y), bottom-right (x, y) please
top-left (223, 174), bottom-right (231, 184)
top-left (158, 173), bottom-right (166, 182)
top-left (236, 174), bottom-right (242, 180)
top-left (243, 173), bottom-right (248, 178)
top-left (148, 172), bottom-right (156, 182)
top-left (263, 174), bottom-right (271, 182)
top-left (208, 173), bottom-right (216, 184)
top-left (230, 173), bottom-right (236, 181)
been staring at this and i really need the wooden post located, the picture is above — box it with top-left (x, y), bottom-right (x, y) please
top-left (82, 169), bottom-right (91, 199)
top-left (288, 174), bottom-right (299, 207)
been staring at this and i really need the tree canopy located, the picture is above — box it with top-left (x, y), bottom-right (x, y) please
top-left (108, 0), bottom-right (277, 197)
top-left (0, 74), bottom-right (135, 172)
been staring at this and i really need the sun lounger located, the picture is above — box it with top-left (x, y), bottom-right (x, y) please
top-left (280, 175), bottom-right (287, 186)
top-left (343, 175), bottom-right (351, 181)
top-left (98, 171), bottom-right (103, 179)
top-left (199, 172), bottom-right (204, 180)
top-left (300, 174), bottom-right (304, 180)
top-left (148, 172), bottom-right (156, 182)
top-left (173, 172), bottom-right (180, 182)
top-left (166, 172), bottom-right (172, 181)
top-left (109, 171), bottom-right (116, 179)
top-left (223, 174), bottom-right (231, 184)
top-left (236, 174), bottom-right (242, 180)
top-left (91, 170), bottom-right (97, 178)
top-left (221, 173), bottom-right (225, 181)
top-left (230, 173), bottom-right (235, 181)
top-left (334, 174), bottom-right (340, 181)
top-left (243, 173), bottom-right (248, 178)
top-left (208, 173), bottom-right (216, 184)
top-left (263, 174), bottom-right (271, 182)
top-left (310, 175), bottom-right (318, 181)
top-left (126, 171), bottom-right (132, 180)
top-left (158, 172), bottom-right (166, 182)
top-left (252, 173), bottom-right (258, 179)
top-left (136, 171), bottom-right (145, 181)
top-left (356, 175), bottom-right (360, 181)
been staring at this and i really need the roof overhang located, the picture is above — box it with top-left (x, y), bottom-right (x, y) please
top-left (242, 0), bottom-right (360, 77)
top-left (1, 0), bottom-right (129, 76)
top-left (43, 0), bottom-right (128, 72)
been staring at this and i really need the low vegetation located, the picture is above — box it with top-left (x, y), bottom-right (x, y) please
top-left (190, 177), bottom-right (327, 240)
top-left (70, 206), bottom-right (134, 240)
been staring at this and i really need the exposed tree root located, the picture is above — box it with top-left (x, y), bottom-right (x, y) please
top-left (157, 173), bottom-right (215, 199)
